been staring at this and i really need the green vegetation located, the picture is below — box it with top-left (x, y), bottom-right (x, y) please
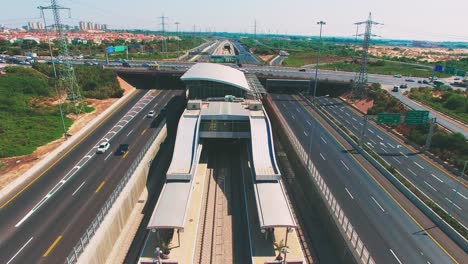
top-left (319, 60), bottom-right (450, 78)
top-left (0, 67), bottom-right (73, 157)
top-left (33, 63), bottom-right (123, 99)
top-left (367, 83), bottom-right (405, 115)
top-left (408, 88), bottom-right (468, 124)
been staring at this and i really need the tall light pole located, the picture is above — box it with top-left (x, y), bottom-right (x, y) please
top-left (449, 161), bottom-right (467, 217)
top-left (312, 21), bottom-right (326, 101)
top-left (175, 22), bottom-right (180, 60)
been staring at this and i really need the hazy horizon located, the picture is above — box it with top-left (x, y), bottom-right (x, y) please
top-left (1, 0), bottom-right (467, 42)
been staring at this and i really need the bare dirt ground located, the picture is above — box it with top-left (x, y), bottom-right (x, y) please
top-left (363, 45), bottom-right (468, 62)
top-left (0, 77), bottom-right (134, 189)
top-left (258, 54), bottom-right (275, 62)
top-left (340, 93), bottom-right (374, 114)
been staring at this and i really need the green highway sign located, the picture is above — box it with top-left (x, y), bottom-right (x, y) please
top-left (377, 113), bottom-right (401, 125)
top-left (114, 46), bottom-right (126, 52)
top-left (404, 110), bottom-right (429, 125)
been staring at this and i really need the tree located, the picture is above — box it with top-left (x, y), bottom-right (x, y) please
top-left (273, 239), bottom-right (289, 261)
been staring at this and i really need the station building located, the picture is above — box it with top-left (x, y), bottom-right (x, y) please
top-left (142, 63), bottom-right (301, 263)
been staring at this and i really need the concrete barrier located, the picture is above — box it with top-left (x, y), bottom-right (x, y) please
top-left (300, 94), bottom-right (468, 252)
top-left (77, 125), bottom-right (167, 264)
top-left (0, 80), bottom-right (138, 203)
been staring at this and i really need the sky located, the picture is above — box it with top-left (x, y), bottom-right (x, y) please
top-left (1, 0), bottom-right (467, 42)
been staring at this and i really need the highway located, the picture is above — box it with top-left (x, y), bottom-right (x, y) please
top-left (0, 89), bottom-right (182, 263)
top-left (315, 96), bottom-right (468, 227)
top-left (270, 54), bottom-right (287, 66)
top-left (230, 39), bottom-right (261, 65)
top-left (388, 88), bottom-right (468, 138)
top-left (271, 93), bottom-right (457, 264)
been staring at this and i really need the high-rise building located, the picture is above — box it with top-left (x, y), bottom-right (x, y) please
top-left (87, 22), bottom-right (94, 31)
top-left (79, 21), bottom-right (86, 31)
top-left (102, 24), bottom-right (108, 31)
top-left (27, 22), bottom-right (35, 30)
top-left (36, 22), bottom-right (44, 30)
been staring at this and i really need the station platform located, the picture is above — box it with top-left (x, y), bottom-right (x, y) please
top-left (139, 159), bottom-right (208, 263)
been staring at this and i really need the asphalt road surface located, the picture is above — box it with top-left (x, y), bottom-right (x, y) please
top-left (314, 96), bottom-right (468, 228)
top-left (271, 93), bottom-right (456, 264)
top-left (0, 89), bottom-right (182, 264)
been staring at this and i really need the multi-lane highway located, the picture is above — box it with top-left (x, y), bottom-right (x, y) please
top-left (0, 89), bottom-right (182, 263)
top-left (314, 96), bottom-right (468, 227)
top-left (271, 93), bottom-right (460, 264)
top-left (230, 39), bottom-right (261, 65)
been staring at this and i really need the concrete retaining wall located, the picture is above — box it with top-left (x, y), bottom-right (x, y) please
top-left (0, 79), bottom-right (137, 202)
top-left (301, 94), bottom-right (468, 252)
top-left (77, 125), bottom-right (168, 264)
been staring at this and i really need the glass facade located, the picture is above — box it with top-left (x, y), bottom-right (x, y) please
top-left (200, 120), bottom-right (250, 133)
top-left (187, 80), bottom-right (246, 99)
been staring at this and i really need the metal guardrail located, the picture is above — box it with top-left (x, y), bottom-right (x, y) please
top-left (65, 124), bottom-right (164, 264)
top-left (264, 96), bottom-right (375, 264)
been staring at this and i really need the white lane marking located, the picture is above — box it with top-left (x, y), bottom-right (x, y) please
top-left (345, 120), bottom-right (351, 124)
top-left (320, 153), bottom-right (326, 160)
top-left (104, 152), bottom-right (112, 161)
top-left (371, 196), bottom-right (386, 212)
top-left (304, 131), bottom-right (308, 136)
top-left (452, 189), bottom-right (468, 200)
top-left (445, 197), bottom-right (462, 210)
top-left (368, 129), bottom-right (375, 134)
top-left (407, 168), bottom-right (417, 176)
top-left (72, 181), bottom-right (86, 196)
top-left (340, 160), bottom-right (350, 170)
top-left (424, 181), bottom-right (437, 192)
top-left (320, 136), bottom-right (327, 144)
top-left (352, 124), bottom-right (358, 130)
top-left (345, 188), bottom-right (354, 199)
top-left (414, 161), bottom-right (424, 169)
top-left (387, 143), bottom-right (395, 148)
top-left (282, 103), bottom-right (286, 107)
top-left (382, 148), bottom-right (388, 153)
top-left (431, 174), bottom-right (443, 183)
top-left (352, 117), bottom-right (357, 121)
top-left (367, 142), bottom-right (374, 148)
top-left (7, 237), bottom-right (34, 264)
top-left (359, 122), bottom-right (363, 126)
top-left (296, 108), bottom-right (300, 113)
top-left (345, 112), bottom-right (350, 117)
top-left (377, 135), bottom-right (384, 140)
top-left (127, 129), bottom-right (134, 137)
top-left (392, 157), bottom-right (402, 164)
top-left (339, 108), bottom-right (344, 112)
top-left (292, 115), bottom-right (295, 120)
top-left (400, 151), bottom-right (408, 158)
top-left (389, 249), bottom-right (403, 264)
top-left (370, 139), bottom-right (377, 144)
top-left (307, 121), bottom-right (312, 126)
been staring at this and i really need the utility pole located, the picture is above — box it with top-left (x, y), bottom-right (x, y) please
top-left (38, 0), bottom-right (82, 131)
top-left (38, 5), bottom-right (67, 139)
top-left (449, 161), bottom-right (467, 217)
top-left (311, 21), bottom-right (326, 100)
top-left (352, 13), bottom-right (381, 99)
top-left (159, 13), bottom-right (168, 56)
top-left (254, 19), bottom-right (257, 39)
top-left (175, 22), bottom-right (180, 60)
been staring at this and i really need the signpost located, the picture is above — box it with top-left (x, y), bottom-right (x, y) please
top-left (404, 110), bottom-right (429, 125)
top-left (377, 113), bottom-right (401, 125)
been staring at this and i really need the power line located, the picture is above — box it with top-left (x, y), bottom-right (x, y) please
top-left (158, 13), bottom-right (168, 55)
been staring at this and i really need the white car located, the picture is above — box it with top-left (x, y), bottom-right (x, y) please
top-left (96, 141), bottom-right (110, 153)
top-left (147, 110), bottom-right (155, 118)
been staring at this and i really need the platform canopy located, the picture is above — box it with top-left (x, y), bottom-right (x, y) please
top-left (181, 63), bottom-right (251, 93)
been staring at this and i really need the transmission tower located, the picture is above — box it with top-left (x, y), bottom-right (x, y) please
top-left (159, 13), bottom-right (168, 55)
top-left (352, 12), bottom-right (381, 99)
top-left (38, 0), bottom-right (82, 114)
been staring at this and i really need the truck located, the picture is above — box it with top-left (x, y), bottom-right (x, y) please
top-left (392, 85), bottom-right (399, 92)
top-left (24, 52), bottom-right (37, 58)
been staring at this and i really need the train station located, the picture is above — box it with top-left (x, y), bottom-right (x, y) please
top-left (139, 63), bottom-right (305, 263)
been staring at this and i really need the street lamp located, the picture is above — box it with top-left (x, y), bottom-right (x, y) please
top-left (175, 22), bottom-right (180, 60)
top-left (312, 21), bottom-right (326, 102)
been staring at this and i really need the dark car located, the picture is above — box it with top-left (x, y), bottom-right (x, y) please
top-left (116, 144), bottom-right (129, 155)
top-left (122, 61), bottom-right (131, 68)
top-left (405, 79), bottom-right (415, 82)
top-left (399, 84), bottom-right (408, 88)
top-left (299, 68), bottom-right (306, 72)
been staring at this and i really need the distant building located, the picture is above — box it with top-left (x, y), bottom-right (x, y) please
top-left (79, 21), bottom-right (86, 31)
top-left (36, 22), bottom-right (44, 30)
top-left (87, 22), bottom-right (94, 31)
top-left (27, 22), bottom-right (35, 30)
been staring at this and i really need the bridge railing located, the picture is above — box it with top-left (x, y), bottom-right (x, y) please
top-left (65, 123), bottom-right (164, 264)
top-left (263, 94), bottom-right (375, 264)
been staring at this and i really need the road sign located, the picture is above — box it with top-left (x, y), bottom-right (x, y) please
top-left (377, 113), bottom-right (401, 125)
top-left (114, 46), bottom-right (126, 52)
top-left (106, 46), bottom-right (115, 53)
top-left (434, 64), bottom-right (443, 72)
top-left (404, 110), bottom-right (429, 125)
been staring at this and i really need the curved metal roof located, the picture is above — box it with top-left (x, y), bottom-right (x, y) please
top-left (181, 63), bottom-right (251, 92)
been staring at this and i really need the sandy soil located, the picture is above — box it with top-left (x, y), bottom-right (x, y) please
top-left (362, 45), bottom-right (468, 63)
top-left (0, 76), bottom-right (135, 189)
top-left (258, 54), bottom-right (275, 62)
top-left (340, 93), bottom-right (374, 114)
